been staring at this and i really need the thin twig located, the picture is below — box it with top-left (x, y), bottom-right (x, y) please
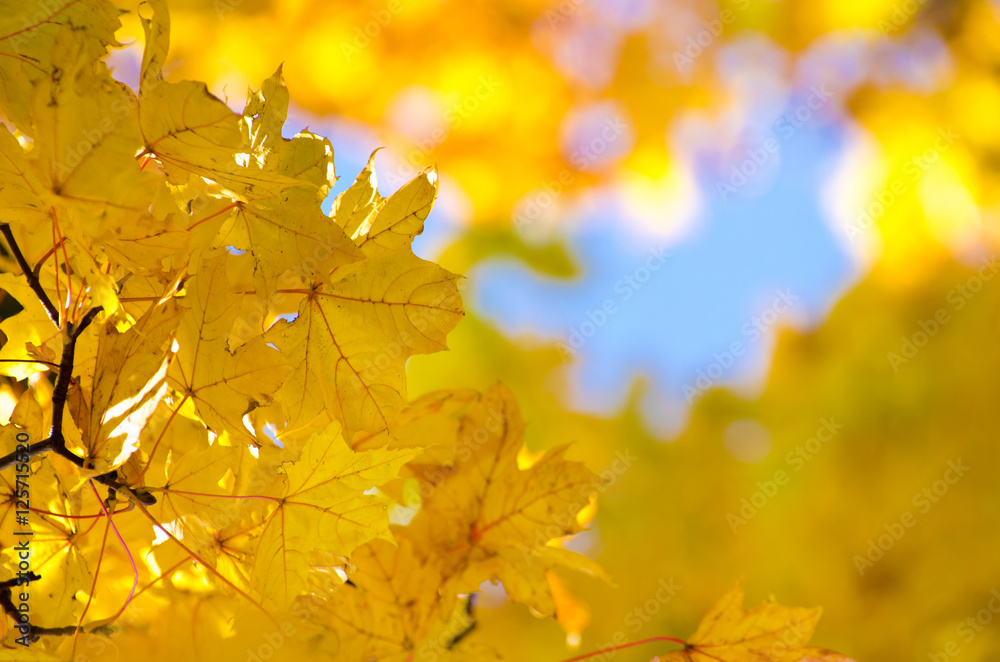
top-left (0, 225), bottom-right (160, 643)
top-left (0, 437), bottom-right (57, 472)
top-left (558, 636), bottom-right (689, 662)
top-left (0, 358), bottom-right (60, 369)
top-left (0, 224), bottom-right (59, 327)
top-left (0, 304), bottom-right (155, 504)
top-left (48, 306), bottom-right (101, 458)
top-left (0, 573), bottom-right (85, 642)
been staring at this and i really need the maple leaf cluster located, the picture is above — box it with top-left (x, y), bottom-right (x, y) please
top-left (0, 0), bottom-right (605, 656)
top-left (0, 1), bottom-right (859, 660)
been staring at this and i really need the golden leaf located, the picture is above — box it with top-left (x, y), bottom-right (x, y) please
top-left (659, 581), bottom-right (857, 662)
top-left (250, 422), bottom-right (417, 607)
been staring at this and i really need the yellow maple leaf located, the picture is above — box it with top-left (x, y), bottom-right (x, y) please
top-left (658, 580), bottom-right (856, 662)
top-left (218, 67), bottom-right (362, 299)
top-left (0, 0), bottom-right (120, 132)
top-left (73, 298), bottom-right (182, 473)
top-left (314, 537), bottom-right (444, 660)
top-left (332, 154), bottom-right (439, 256)
top-left (403, 384), bottom-right (606, 616)
top-left (0, 127), bottom-right (49, 231)
top-left (137, 0), bottom-right (301, 199)
top-left (263, 245), bottom-right (463, 443)
top-left (0, 273), bottom-right (60, 380)
top-left (30, 25), bottom-right (155, 224)
top-left (314, 536), bottom-right (500, 662)
top-left (168, 251), bottom-right (290, 446)
top-left (146, 441), bottom-right (247, 562)
top-left (218, 188), bottom-right (361, 303)
top-left (250, 422), bottom-right (418, 607)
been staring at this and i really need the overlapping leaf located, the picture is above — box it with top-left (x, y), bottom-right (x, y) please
top-left (217, 67), bottom-right (361, 299)
top-left (0, 458), bottom-right (92, 630)
top-left (167, 252), bottom-right (289, 445)
top-left (29, 25), bottom-right (154, 223)
top-left (250, 422), bottom-right (417, 607)
top-left (314, 536), bottom-right (499, 661)
top-left (400, 384), bottom-right (604, 616)
top-left (71, 298), bottom-right (181, 473)
top-left (138, 0), bottom-right (306, 199)
top-left (331, 154), bottom-right (438, 257)
top-left (0, 273), bottom-right (60, 380)
top-left (263, 242), bottom-right (463, 443)
top-left (0, 0), bottom-right (120, 132)
top-left (659, 581), bottom-right (857, 662)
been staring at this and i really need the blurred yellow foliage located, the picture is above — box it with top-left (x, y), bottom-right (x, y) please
top-left (411, 253), bottom-right (1000, 661)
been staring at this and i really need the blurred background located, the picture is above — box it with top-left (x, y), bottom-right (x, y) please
top-left (109, 0), bottom-right (1000, 659)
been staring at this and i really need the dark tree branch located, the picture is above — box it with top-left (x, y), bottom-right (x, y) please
top-left (0, 437), bottom-right (57, 472)
top-left (47, 307), bottom-right (103, 458)
top-left (47, 320), bottom-right (81, 465)
top-left (0, 228), bottom-right (158, 644)
top-left (30, 237), bottom-right (65, 279)
top-left (71, 306), bottom-right (102, 339)
top-left (0, 573), bottom-right (97, 642)
top-left (43, 306), bottom-right (157, 504)
top-left (0, 224), bottom-right (59, 327)
top-left (446, 594), bottom-right (477, 649)
top-left (0, 265), bottom-right (156, 504)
